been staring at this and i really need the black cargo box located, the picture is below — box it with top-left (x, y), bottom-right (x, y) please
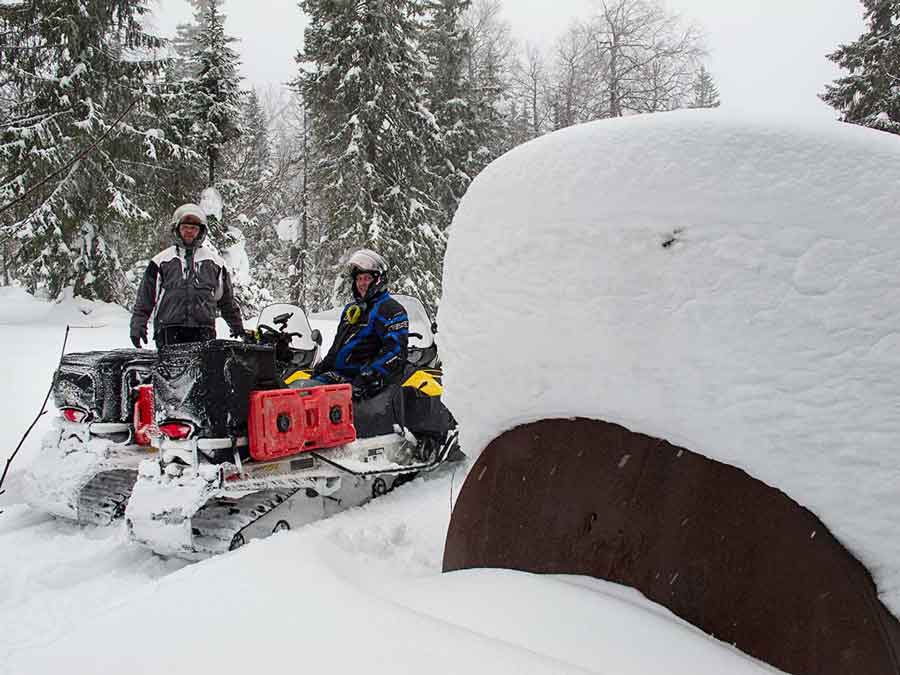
top-left (53, 349), bottom-right (157, 422)
top-left (153, 340), bottom-right (278, 438)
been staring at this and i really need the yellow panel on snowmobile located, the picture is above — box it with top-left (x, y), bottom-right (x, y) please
top-left (284, 370), bottom-right (312, 385)
top-left (402, 369), bottom-right (443, 397)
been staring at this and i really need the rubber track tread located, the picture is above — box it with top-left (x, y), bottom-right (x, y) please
top-left (189, 489), bottom-right (298, 555)
top-left (77, 469), bottom-right (138, 525)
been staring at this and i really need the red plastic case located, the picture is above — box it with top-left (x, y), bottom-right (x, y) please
top-left (248, 385), bottom-right (356, 462)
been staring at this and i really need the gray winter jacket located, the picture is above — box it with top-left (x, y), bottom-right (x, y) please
top-left (130, 244), bottom-right (243, 339)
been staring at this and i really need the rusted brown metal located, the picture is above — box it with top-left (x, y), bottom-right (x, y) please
top-left (444, 418), bottom-right (900, 675)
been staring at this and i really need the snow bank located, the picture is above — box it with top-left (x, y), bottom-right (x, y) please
top-left (438, 110), bottom-right (900, 612)
top-left (0, 287), bottom-right (134, 488)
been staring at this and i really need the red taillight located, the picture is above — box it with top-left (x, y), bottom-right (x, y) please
top-left (133, 385), bottom-right (154, 446)
top-left (62, 408), bottom-right (87, 423)
top-left (158, 422), bottom-right (193, 440)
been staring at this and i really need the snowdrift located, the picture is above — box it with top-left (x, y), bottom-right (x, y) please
top-left (438, 110), bottom-right (900, 673)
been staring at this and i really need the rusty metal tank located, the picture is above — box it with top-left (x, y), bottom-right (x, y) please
top-left (444, 418), bottom-right (900, 675)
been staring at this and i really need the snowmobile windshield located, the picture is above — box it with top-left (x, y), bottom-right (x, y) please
top-left (256, 304), bottom-right (317, 351)
top-left (393, 295), bottom-right (435, 349)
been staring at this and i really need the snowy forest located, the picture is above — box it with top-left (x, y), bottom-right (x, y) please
top-left (0, 0), bottom-right (892, 316)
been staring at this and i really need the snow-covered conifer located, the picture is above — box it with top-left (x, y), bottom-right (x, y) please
top-left (422, 0), bottom-right (473, 226)
top-left (0, 0), bottom-right (193, 302)
top-left (460, 0), bottom-right (515, 157)
top-left (822, 0), bottom-right (900, 134)
top-left (689, 66), bottom-right (720, 109)
top-left (170, 1), bottom-right (212, 80)
top-left (297, 0), bottom-right (446, 309)
top-left (186, 0), bottom-right (244, 185)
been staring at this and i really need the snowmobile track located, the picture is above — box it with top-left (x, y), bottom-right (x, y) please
top-left (76, 469), bottom-right (138, 525)
top-left (189, 488), bottom-right (299, 555)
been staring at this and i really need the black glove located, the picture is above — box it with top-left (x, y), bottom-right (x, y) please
top-left (130, 325), bottom-right (147, 349)
top-left (314, 370), bottom-right (345, 386)
top-left (352, 368), bottom-right (384, 400)
top-left (234, 328), bottom-right (256, 343)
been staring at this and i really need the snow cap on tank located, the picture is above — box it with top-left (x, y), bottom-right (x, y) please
top-left (438, 109), bottom-right (900, 613)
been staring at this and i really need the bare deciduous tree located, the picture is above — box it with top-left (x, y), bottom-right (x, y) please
top-left (511, 43), bottom-right (551, 140)
top-left (548, 22), bottom-right (600, 129)
top-left (538, 0), bottom-right (704, 130)
top-left (585, 0), bottom-right (704, 117)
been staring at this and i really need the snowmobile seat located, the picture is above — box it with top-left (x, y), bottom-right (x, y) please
top-left (353, 384), bottom-right (405, 439)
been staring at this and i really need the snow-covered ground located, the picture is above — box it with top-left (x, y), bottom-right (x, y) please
top-left (0, 289), bottom-right (778, 674)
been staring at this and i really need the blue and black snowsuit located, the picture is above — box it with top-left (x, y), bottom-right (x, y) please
top-left (312, 285), bottom-right (409, 398)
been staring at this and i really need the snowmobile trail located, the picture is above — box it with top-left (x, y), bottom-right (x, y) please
top-left (0, 466), bottom-right (462, 675)
top-left (0, 505), bottom-right (186, 674)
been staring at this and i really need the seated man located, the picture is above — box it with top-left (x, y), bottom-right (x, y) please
top-left (310, 248), bottom-right (409, 402)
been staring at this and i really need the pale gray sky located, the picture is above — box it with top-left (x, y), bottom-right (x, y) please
top-left (151, 0), bottom-right (866, 119)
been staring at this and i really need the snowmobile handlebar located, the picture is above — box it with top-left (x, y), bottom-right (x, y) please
top-left (255, 323), bottom-right (302, 340)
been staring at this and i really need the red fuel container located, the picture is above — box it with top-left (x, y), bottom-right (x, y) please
top-left (297, 384), bottom-right (356, 450)
top-left (133, 384), bottom-right (154, 446)
top-left (249, 385), bottom-right (357, 462)
top-left (248, 389), bottom-right (308, 462)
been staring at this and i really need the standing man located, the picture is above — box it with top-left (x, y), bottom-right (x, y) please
top-left (130, 203), bottom-right (244, 348)
top-left (311, 249), bottom-right (409, 399)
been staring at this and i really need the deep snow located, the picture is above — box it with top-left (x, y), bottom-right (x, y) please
top-left (0, 287), bottom-right (778, 674)
top-left (438, 109), bottom-right (900, 614)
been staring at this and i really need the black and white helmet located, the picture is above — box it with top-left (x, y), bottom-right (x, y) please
top-left (170, 203), bottom-right (208, 248)
top-left (348, 249), bottom-right (387, 277)
top-left (347, 248), bottom-right (388, 298)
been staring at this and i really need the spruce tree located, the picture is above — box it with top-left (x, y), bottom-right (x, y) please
top-left (170, 1), bottom-right (212, 80)
top-left (689, 65), bottom-right (720, 109)
top-left (460, 0), bottom-right (515, 157)
top-left (297, 0), bottom-right (446, 309)
top-left (0, 0), bottom-right (192, 302)
top-left (822, 0), bottom-right (900, 134)
top-left (187, 0), bottom-right (244, 186)
top-left (423, 0), bottom-right (473, 227)
top-left (222, 89), bottom-right (284, 308)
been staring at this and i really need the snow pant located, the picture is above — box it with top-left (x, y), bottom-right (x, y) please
top-left (155, 325), bottom-right (216, 348)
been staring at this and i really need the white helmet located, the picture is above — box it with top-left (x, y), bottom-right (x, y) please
top-left (170, 203), bottom-right (208, 248)
top-left (347, 249), bottom-right (387, 276)
top-left (171, 203), bottom-right (207, 227)
top-left (347, 248), bottom-right (388, 300)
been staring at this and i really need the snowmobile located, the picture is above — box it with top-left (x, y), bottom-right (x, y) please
top-left (20, 348), bottom-right (158, 524)
top-left (19, 304), bottom-right (322, 526)
top-left (126, 295), bottom-right (459, 559)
